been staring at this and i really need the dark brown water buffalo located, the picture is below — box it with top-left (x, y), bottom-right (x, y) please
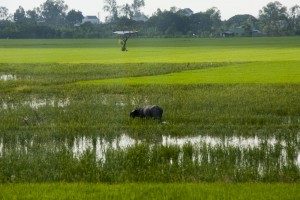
top-left (130, 105), bottom-right (163, 120)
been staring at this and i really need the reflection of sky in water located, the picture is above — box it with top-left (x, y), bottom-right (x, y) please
top-left (72, 135), bottom-right (139, 162)
top-left (67, 134), bottom-right (300, 168)
top-left (1, 98), bottom-right (70, 110)
top-left (0, 74), bottom-right (17, 81)
top-left (22, 98), bottom-right (70, 109)
top-left (1, 134), bottom-right (299, 169)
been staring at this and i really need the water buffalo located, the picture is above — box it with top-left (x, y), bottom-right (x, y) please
top-left (130, 105), bottom-right (163, 120)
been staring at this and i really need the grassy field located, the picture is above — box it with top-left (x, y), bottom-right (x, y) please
top-left (0, 37), bottom-right (299, 63)
top-left (78, 61), bottom-right (300, 85)
top-left (0, 37), bottom-right (300, 198)
top-left (0, 183), bottom-right (300, 200)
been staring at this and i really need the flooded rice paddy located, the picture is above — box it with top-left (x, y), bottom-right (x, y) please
top-left (75, 134), bottom-right (299, 168)
top-left (1, 85), bottom-right (300, 182)
top-left (1, 133), bottom-right (299, 169)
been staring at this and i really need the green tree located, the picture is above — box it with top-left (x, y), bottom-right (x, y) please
top-left (132, 0), bottom-right (145, 15)
top-left (289, 5), bottom-right (300, 34)
top-left (13, 6), bottom-right (27, 24)
top-left (26, 9), bottom-right (40, 24)
top-left (148, 10), bottom-right (189, 36)
top-left (40, 0), bottom-right (68, 26)
top-left (0, 7), bottom-right (9, 20)
top-left (1, 23), bottom-right (18, 38)
top-left (103, 0), bottom-right (118, 22)
top-left (226, 14), bottom-right (257, 28)
top-left (189, 12), bottom-right (212, 36)
top-left (259, 1), bottom-right (289, 36)
top-left (66, 9), bottom-right (83, 25)
top-left (206, 7), bottom-right (222, 35)
top-left (226, 14), bottom-right (258, 36)
top-left (120, 3), bottom-right (133, 19)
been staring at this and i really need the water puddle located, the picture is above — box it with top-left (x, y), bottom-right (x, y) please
top-left (72, 134), bottom-right (138, 161)
top-left (1, 134), bottom-right (298, 170)
top-left (69, 134), bottom-right (300, 169)
top-left (1, 97), bottom-right (70, 110)
top-left (101, 96), bottom-right (149, 107)
top-left (162, 135), bottom-right (283, 148)
top-left (22, 98), bottom-right (70, 109)
top-left (0, 74), bottom-right (17, 81)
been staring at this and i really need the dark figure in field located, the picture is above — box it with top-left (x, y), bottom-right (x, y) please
top-left (121, 37), bottom-right (128, 51)
top-left (130, 105), bottom-right (163, 120)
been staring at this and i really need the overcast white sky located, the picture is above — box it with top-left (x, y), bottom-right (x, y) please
top-left (1, 0), bottom-right (299, 21)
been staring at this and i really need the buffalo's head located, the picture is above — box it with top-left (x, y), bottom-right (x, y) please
top-left (130, 109), bottom-right (140, 118)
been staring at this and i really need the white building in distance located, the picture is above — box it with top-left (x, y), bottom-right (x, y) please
top-left (82, 16), bottom-right (100, 24)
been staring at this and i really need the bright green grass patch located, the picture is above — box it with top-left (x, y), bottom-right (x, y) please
top-left (0, 45), bottom-right (297, 63)
top-left (78, 61), bottom-right (300, 85)
top-left (0, 37), bottom-right (299, 63)
top-left (0, 183), bottom-right (299, 200)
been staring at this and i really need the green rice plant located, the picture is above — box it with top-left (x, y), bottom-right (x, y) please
top-left (77, 61), bottom-right (300, 85)
top-left (1, 84), bottom-right (300, 138)
top-left (0, 183), bottom-right (299, 200)
top-left (0, 137), bottom-right (299, 183)
top-left (1, 37), bottom-right (300, 185)
top-left (0, 37), bottom-right (299, 63)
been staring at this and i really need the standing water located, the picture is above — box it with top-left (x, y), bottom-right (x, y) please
top-left (1, 134), bottom-right (298, 169)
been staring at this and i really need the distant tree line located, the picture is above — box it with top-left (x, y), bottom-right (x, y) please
top-left (0, 0), bottom-right (299, 39)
